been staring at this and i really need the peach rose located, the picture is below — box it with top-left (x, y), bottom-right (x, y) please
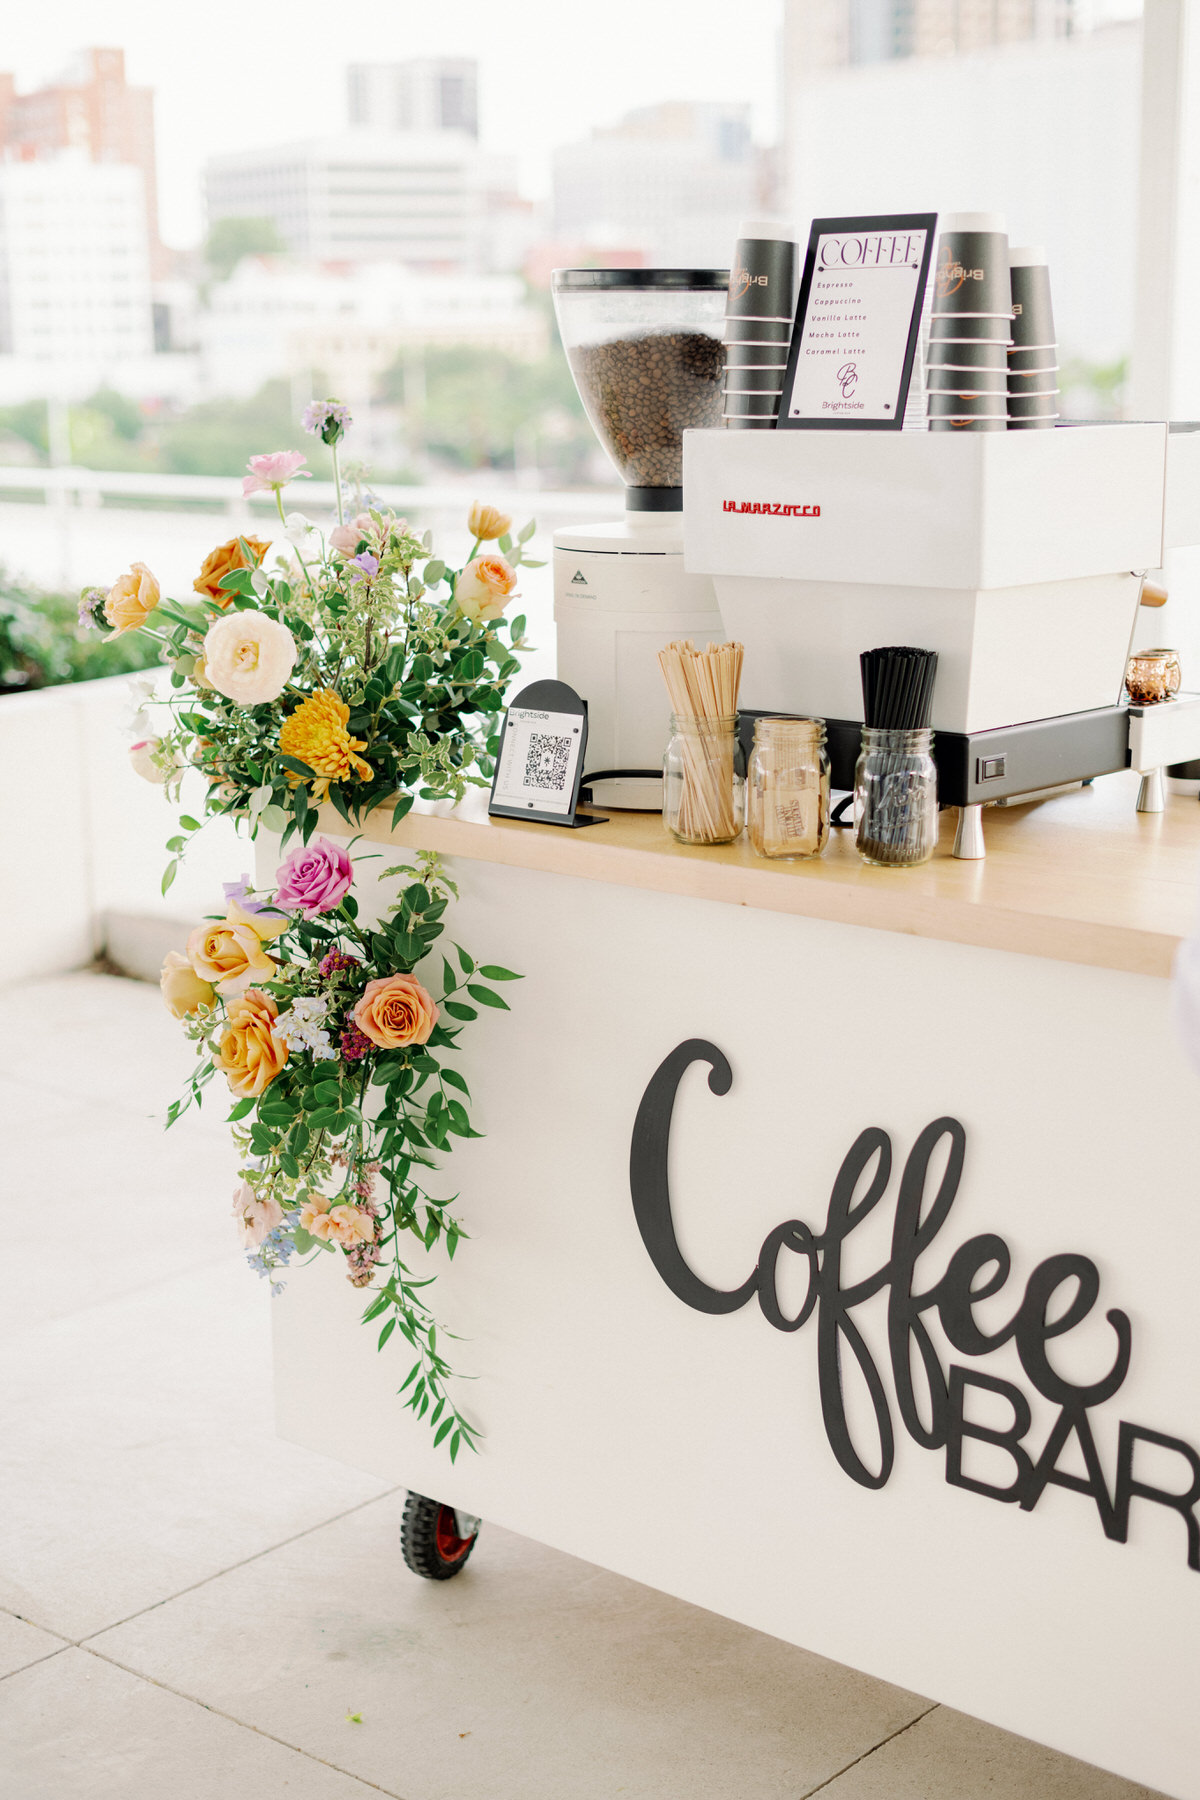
top-left (160, 949), bottom-right (215, 1018)
top-left (216, 988), bottom-right (288, 1097)
top-left (299, 1197), bottom-right (374, 1247)
top-left (105, 562), bottom-right (160, 636)
top-left (193, 535), bottom-right (272, 608)
top-left (232, 1181), bottom-right (283, 1248)
top-left (226, 896), bottom-right (289, 942)
top-left (353, 972), bottom-right (437, 1049)
top-left (186, 912), bottom-right (278, 997)
top-left (467, 500), bottom-right (511, 542)
top-left (455, 554), bottom-right (518, 626)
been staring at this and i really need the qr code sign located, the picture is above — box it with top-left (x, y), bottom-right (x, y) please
top-left (524, 732), bottom-right (574, 792)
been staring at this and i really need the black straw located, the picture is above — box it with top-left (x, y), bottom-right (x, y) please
top-left (857, 646), bottom-right (939, 864)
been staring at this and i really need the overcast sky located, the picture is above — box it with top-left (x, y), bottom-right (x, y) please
top-left (6, 0), bottom-right (784, 248)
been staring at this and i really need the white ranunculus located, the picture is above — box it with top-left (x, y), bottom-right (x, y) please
top-left (202, 610), bottom-right (297, 707)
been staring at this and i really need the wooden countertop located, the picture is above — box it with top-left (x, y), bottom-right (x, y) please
top-left (324, 771), bottom-right (1200, 978)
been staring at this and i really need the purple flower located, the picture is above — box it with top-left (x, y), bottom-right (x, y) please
top-left (340, 1022), bottom-right (372, 1062)
top-left (77, 587), bottom-right (107, 631)
top-left (350, 552), bottom-right (379, 579)
top-left (274, 838), bottom-right (354, 920)
top-left (318, 948), bottom-right (361, 978)
top-left (223, 875), bottom-right (271, 914)
top-left (302, 400), bottom-right (353, 446)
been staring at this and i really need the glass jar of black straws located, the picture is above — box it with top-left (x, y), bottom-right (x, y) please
top-left (855, 646), bottom-right (939, 867)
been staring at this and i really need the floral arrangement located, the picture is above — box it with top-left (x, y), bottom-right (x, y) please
top-left (83, 399), bottom-right (541, 889)
top-left (162, 833), bottom-right (520, 1458)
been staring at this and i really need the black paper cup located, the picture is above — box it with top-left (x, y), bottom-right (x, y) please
top-left (1007, 416), bottom-right (1058, 430)
top-left (927, 365), bottom-right (1008, 393)
top-left (934, 215), bottom-right (1011, 315)
top-left (726, 223), bottom-right (798, 325)
top-left (1008, 344), bottom-right (1059, 371)
top-left (1007, 369), bottom-right (1059, 395)
top-left (1009, 249), bottom-right (1056, 350)
top-left (930, 314), bottom-right (1013, 344)
top-left (723, 391), bottom-right (783, 418)
top-left (724, 342), bottom-right (790, 369)
top-left (926, 339), bottom-right (1010, 372)
top-left (724, 319), bottom-right (792, 346)
top-left (724, 367), bottom-right (786, 393)
top-left (928, 390), bottom-right (1009, 417)
top-left (929, 416), bottom-right (1008, 432)
top-left (1008, 390), bottom-right (1060, 417)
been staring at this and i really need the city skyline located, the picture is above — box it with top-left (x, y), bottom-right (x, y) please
top-left (1, 0), bottom-right (786, 249)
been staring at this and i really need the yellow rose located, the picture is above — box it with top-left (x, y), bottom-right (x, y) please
top-left (104, 562), bottom-right (160, 636)
top-left (216, 988), bottom-right (289, 1097)
top-left (455, 555), bottom-right (518, 626)
top-left (352, 972), bottom-right (438, 1049)
top-left (186, 912), bottom-right (278, 997)
top-left (193, 535), bottom-right (272, 609)
top-left (160, 950), bottom-right (215, 1018)
top-left (227, 897), bottom-right (289, 942)
top-left (468, 501), bottom-right (511, 542)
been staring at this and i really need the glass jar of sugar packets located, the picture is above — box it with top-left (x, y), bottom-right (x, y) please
top-left (747, 717), bottom-right (830, 860)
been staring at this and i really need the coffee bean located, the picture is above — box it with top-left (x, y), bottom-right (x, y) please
top-left (569, 331), bottom-right (725, 486)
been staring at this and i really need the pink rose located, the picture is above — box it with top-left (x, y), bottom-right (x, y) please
top-left (242, 451), bottom-right (311, 497)
top-left (274, 837), bottom-right (354, 918)
top-left (328, 523), bottom-right (361, 552)
top-left (232, 1181), bottom-right (283, 1248)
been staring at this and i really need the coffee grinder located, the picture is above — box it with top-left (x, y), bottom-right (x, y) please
top-left (551, 268), bottom-right (728, 810)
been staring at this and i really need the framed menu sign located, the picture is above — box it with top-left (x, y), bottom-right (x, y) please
top-left (778, 213), bottom-right (936, 431)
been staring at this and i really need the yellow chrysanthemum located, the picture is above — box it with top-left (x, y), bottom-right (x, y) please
top-left (278, 689), bottom-right (372, 801)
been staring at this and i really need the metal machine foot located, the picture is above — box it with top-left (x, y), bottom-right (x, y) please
top-left (1137, 768), bottom-right (1165, 813)
top-left (953, 804), bottom-right (986, 860)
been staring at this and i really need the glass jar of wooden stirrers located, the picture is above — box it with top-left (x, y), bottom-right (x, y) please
top-left (663, 713), bottom-right (745, 845)
top-left (748, 717), bottom-right (830, 859)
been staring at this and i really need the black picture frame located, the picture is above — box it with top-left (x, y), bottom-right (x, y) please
top-left (488, 679), bottom-right (606, 829)
top-left (777, 213), bottom-right (937, 433)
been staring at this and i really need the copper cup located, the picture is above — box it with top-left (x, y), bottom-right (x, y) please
top-left (1126, 648), bottom-right (1182, 705)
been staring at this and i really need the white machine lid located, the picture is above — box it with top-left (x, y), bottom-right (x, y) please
top-left (554, 516), bottom-right (684, 554)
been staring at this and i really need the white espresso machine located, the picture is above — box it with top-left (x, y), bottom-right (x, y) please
top-left (551, 269), bottom-right (729, 810)
top-left (682, 421), bottom-right (1200, 855)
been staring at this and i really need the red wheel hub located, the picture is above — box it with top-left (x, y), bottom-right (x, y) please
top-left (434, 1505), bottom-right (475, 1564)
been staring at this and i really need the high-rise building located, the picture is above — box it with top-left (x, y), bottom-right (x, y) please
top-left (0, 154), bottom-right (154, 374)
top-left (205, 134), bottom-right (507, 272)
top-left (552, 103), bottom-right (758, 269)
top-left (785, 0), bottom-right (1075, 74)
top-left (0, 48), bottom-right (162, 272)
top-left (346, 59), bottom-right (479, 137)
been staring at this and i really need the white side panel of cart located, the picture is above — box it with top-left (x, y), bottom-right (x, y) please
top-left (272, 854), bottom-right (1200, 1800)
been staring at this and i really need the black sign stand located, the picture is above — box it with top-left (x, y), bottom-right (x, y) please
top-left (488, 679), bottom-right (608, 829)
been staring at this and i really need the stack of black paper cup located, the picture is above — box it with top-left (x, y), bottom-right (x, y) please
top-left (722, 218), bottom-right (798, 431)
top-left (925, 212), bottom-right (1012, 433)
top-left (1007, 247), bottom-right (1058, 430)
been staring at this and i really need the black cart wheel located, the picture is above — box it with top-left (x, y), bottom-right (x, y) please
top-left (400, 1491), bottom-right (480, 1580)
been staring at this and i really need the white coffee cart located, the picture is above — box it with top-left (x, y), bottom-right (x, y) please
top-left (271, 778), bottom-right (1200, 1800)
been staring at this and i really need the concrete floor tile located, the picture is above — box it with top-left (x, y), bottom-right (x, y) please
top-left (0, 1076), bottom-right (238, 1339)
top-left (811, 1704), bottom-right (1168, 1800)
top-left (0, 1609), bottom-right (67, 1680)
top-left (0, 1647), bottom-right (397, 1799)
top-left (0, 972), bottom-right (225, 1130)
top-left (0, 1260), bottom-right (392, 1641)
top-left (93, 1492), bottom-right (927, 1800)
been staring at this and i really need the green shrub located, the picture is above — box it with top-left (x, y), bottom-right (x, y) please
top-left (0, 568), bottom-right (160, 694)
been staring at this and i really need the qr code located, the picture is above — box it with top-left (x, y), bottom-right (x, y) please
top-left (524, 732), bottom-right (573, 792)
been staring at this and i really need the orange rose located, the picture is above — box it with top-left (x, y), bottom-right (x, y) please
top-left (216, 989), bottom-right (288, 1097)
top-left (186, 912), bottom-right (278, 996)
top-left (352, 972), bottom-right (437, 1049)
top-left (104, 562), bottom-right (160, 636)
top-left (193, 535), bottom-right (272, 608)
